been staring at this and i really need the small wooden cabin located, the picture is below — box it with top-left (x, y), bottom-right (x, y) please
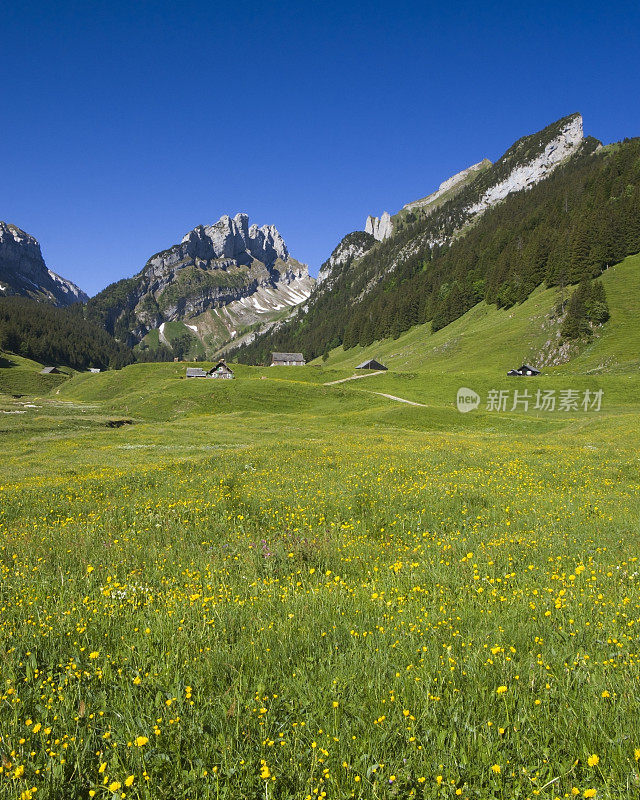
top-left (507, 364), bottom-right (541, 376)
top-left (186, 367), bottom-right (207, 378)
top-left (207, 361), bottom-right (234, 379)
top-left (356, 359), bottom-right (388, 371)
top-left (41, 366), bottom-right (61, 374)
top-left (271, 352), bottom-right (305, 366)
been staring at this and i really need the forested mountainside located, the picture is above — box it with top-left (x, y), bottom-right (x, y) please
top-left (86, 213), bottom-right (314, 355)
top-left (234, 115), bottom-right (640, 364)
top-left (0, 298), bottom-right (134, 370)
top-left (0, 221), bottom-right (87, 306)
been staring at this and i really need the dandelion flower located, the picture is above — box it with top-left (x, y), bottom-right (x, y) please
top-left (587, 754), bottom-right (599, 767)
top-left (491, 764), bottom-right (501, 774)
top-left (134, 736), bottom-right (149, 747)
top-left (124, 775), bottom-right (134, 787)
top-left (89, 652), bottom-right (99, 660)
top-left (496, 686), bottom-right (507, 695)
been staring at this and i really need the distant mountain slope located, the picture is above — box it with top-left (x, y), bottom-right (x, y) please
top-left (0, 297), bottom-right (133, 370)
top-left (0, 222), bottom-right (88, 306)
top-left (317, 251), bottom-right (640, 376)
top-left (234, 114), bottom-right (640, 365)
top-left (87, 213), bottom-right (314, 355)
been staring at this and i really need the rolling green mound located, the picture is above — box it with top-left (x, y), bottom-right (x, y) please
top-left (0, 352), bottom-right (71, 395)
top-left (55, 361), bottom-right (379, 422)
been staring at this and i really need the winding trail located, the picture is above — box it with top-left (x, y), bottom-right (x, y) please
top-left (323, 371), bottom-right (426, 407)
top-left (368, 391), bottom-right (426, 407)
top-left (323, 370), bottom-right (386, 385)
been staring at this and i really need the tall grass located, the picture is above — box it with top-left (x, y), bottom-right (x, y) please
top-left (1, 385), bottom-right (639, 799)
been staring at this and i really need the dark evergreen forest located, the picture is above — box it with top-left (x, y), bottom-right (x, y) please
top-left (0, 298), bottom-right (134, 370)
top-left (235, 137), bottom-right (640, 365)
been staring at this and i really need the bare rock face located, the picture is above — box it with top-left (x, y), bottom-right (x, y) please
top-left (89, 213), bottom-right (314, 353)
top-left (365, 211), bottom-right (393, 241)
top-left (0, 222), bottom-right (87, 306)
top-left (467, 114), bottom-right (584, 216)
top-left (403, 159), bottom-right (492, 212)
top-left (317, 231), bottom-right (377, 286)
top-left (180, 213), bottom-right (289, 265)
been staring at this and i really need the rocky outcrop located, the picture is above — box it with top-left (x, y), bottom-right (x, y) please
top-left (88, 213), bottom-right (314, 353)
top-left (365, 212), bottom-right (393, 241)
top-left (374, 114), bottom-right (587, 276)
top-left (178, 213), bottom-right (288, 267)
top-left (402, 159), bottom-right (492, 212)
top-left (0, 222), bottom-right (87, 306)
top-left (317, 231), bottom-right (377, 285)
top-left (467, 114), bottom-right (583, 216)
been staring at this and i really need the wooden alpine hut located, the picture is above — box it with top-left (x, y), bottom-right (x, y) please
top-left (270, 352), bottom-right (305, 366)
top-left (207, 360), bottom-right (234, 379)
top-left (356, 359), bottom-right (387, 371)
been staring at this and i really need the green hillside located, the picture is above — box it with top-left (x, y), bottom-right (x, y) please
top-left (236, 121), bottom-right (640, 365)
top-left (319, 251), bottom-right (640, 376)
top-left (136, 320), bottom-right (205, 360)
top-left (4, 273), bottom-right (640, 799)
top-left (0, 351), bottom-right (72, 395)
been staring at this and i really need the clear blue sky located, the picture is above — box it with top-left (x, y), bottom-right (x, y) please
top-left (3, 0), bottom-right (639, 295)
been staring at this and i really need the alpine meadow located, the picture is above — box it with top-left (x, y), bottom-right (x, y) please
top-left (3, 95), bottom-right (640, 800)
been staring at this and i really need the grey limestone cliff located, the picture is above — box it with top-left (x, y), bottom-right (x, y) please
top-left (89, 213), bottom-right (314, 352)
top-left (0, 222), bottom-right (88, 306)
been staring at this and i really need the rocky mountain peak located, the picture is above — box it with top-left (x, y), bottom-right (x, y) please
top-left (0, 221), bottom-right (87, 306)
top-left (91, 212), bottom-right (313, 355)
top-left (180, 212), bottom-right (289, 267)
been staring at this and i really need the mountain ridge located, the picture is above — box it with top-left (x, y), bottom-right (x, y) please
top-left (232, 113), bottom-right (640, 365)
top-left (87, 212), bottom-right (314, 354)
top-left (0, 221), bottom-right (88, 307)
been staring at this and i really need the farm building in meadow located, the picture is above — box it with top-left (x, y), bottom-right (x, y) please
top-left (356, 359), bottom-right (388, 370)
top-left (271, 352), bottom-right (305, 366)
top-left (41, 366), bottom-right (61, 374)
top-left (186, 362), bottom-right (235, 379)
top-left (507, 364), bottom-right (541, 376)
top-left (208, 361), bottom-right (234, 379)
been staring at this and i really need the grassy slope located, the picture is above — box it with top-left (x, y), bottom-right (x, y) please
top-left (319, 252), bottom-right (640, 376)
top-left (0, 352), bottom-right (71, 395)
top-left (4, 263), bottom-right (640, 797)
top-left (2, 342), bottom-right (640, 799)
